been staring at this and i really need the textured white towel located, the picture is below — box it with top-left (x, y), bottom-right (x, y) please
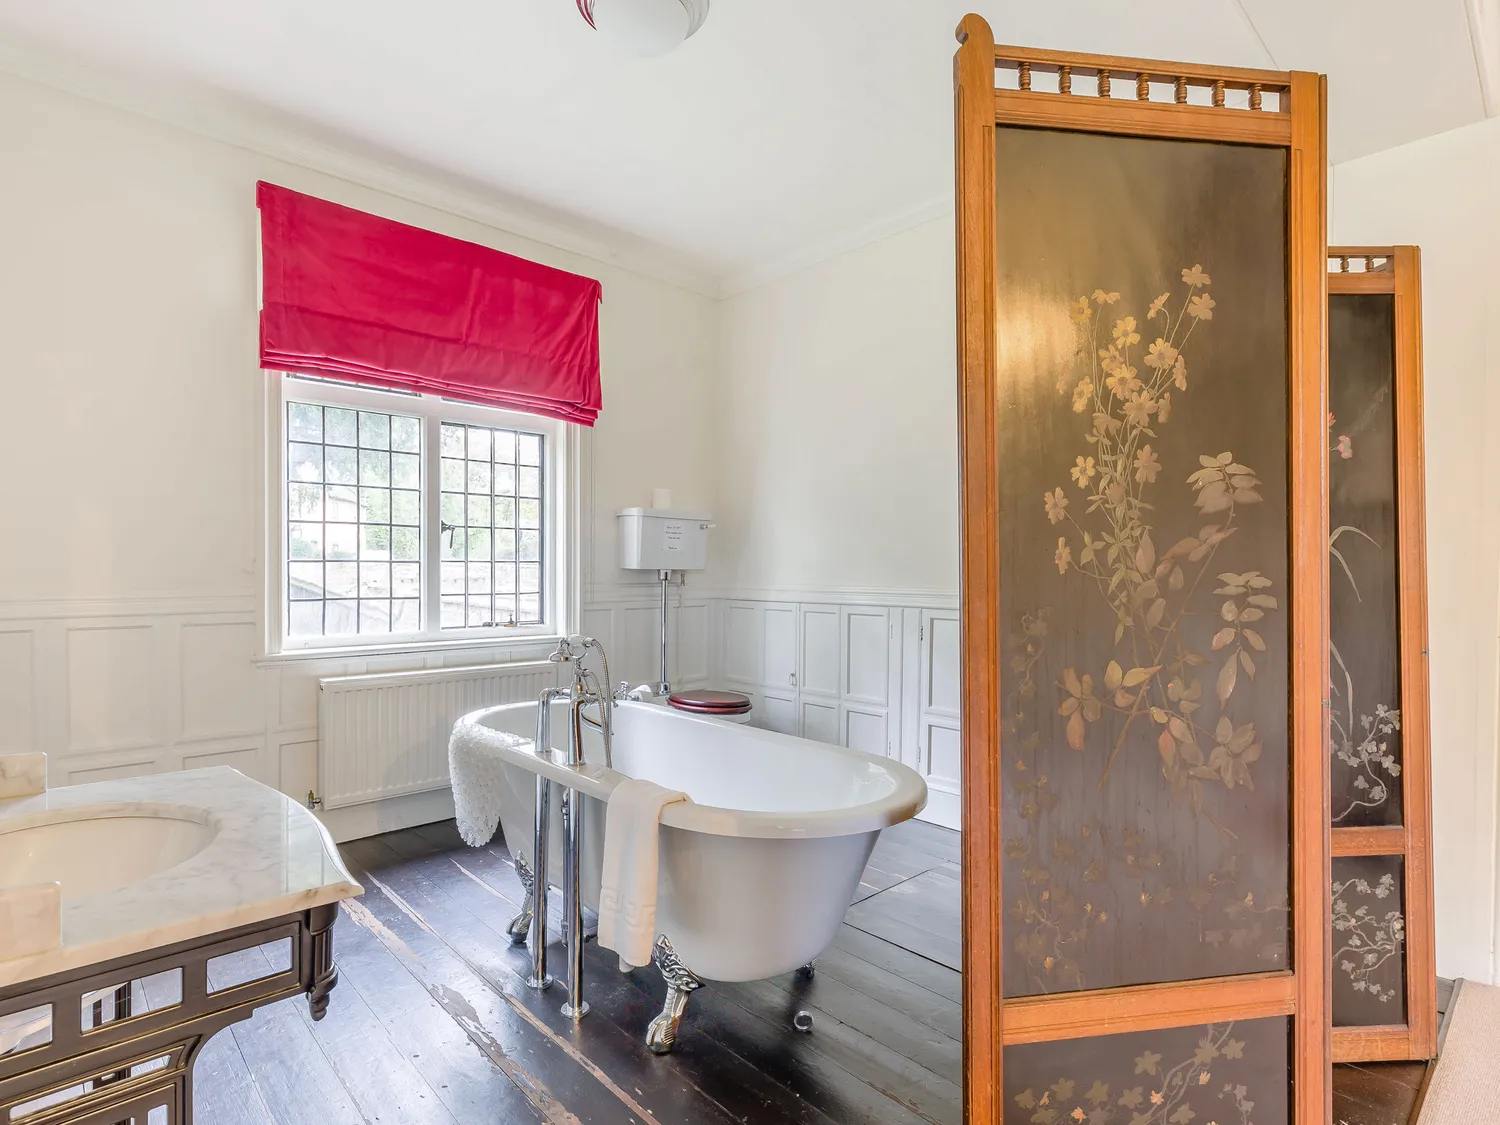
top-left (596, 778), bottom-right (688, 968)
top-left (448, 722), bottom-right (529, 847)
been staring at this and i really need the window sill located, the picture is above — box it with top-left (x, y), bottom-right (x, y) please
top-left (253, 632), bottom-right (562, 668)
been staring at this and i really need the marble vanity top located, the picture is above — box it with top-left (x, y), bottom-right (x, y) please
top-left (0, 767), bottom-right (361, 989)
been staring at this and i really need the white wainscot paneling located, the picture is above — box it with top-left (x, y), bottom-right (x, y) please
top-left (67, 624), bottom-right (158, 752)
top-left (180, 621), bottom-right (261, 739)
top-left (278, 737), bottom-right (319, 804)
top-left (843, 607), bottom-right (889, 705)
top-left (843, 706), bottom-right (887, 757)
top-left (763, 604), bottom-right (797, 690)
top-left (622, 604), bottom-right (659, 686)
top-left (179, 737), bottom-right (263, 774)
top-left (922, 721), bottom-right (962, 829)
top-left (0, 630), bottom-right (35, 753)
top-left (759, 692), bottom-right (797, 735)
top-left (925, 612), bottom-right (962, 717)
top-left (799, 604), bottom-right (840, 697)
top-left (800, 698), bottom-right (840, 744)
top-left (677, 601), bottom-right (709, 683)
top-left (723, 602), bottom-right (761, 684)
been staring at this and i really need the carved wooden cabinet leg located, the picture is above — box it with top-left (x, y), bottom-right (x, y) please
top-left (645, 935), bottom-right (702, 1055)
top-left (508, 853), bottom-right (536, 944)
top-left (304, 902), bottom-right (340, 1021)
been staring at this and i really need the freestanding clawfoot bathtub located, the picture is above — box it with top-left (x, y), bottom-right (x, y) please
top-left (449, 698), bottom-right (927, 1052)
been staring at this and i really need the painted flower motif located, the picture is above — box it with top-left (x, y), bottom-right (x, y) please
top-left (1134, 445), bottom-right (1161, 484)
top-left (1145, 338), bottom-right (1179, 370)
top-left (1187, 293), bottom-right (1216, 321)
top-left (1055, 537), bottom-right (1073, 575)
top-left (1182, 263), bottom-right (1212, 287)
top-left (1113, 316), bottom-right (1141, 347)
top-left (1337, 434), bottom-right (1353, 459)
top-left (1072, 378), bottom-right (1094, 413)
top-left (1135, 1051), bottom-right (1162, 1076)
top-left (1157, 391), bottom-right (1172, 423)
top-left (1093, 288), bottom-right (1121, 305)
top-left (1173, 354), bottom-right (1188, 390)
top-left (1070, 296), bottom-right (1093, 323)
top-left (1071, 456), bottom-right (1097, 488)
top-left (1148, 292), bottom-right (1170, 319)
top-left (1044, 487), bottom-right (1069, 524)
top-left (1123, 391), bottom-right (1158, 428)
top-left (1104, 365), bottom-right (1141, 398)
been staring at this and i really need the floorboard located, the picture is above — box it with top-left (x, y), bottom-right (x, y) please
top-left (178, 814), bottom-right (1434, 1125)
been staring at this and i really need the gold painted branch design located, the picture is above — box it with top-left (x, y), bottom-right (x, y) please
top-left (1013, 1023), bottom-right (1260, 1125)
top-left (1332, 872), bottom-right (1405, 1004)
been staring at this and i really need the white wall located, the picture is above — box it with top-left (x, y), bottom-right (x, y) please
top-left (1333, 119), bottom-right (1500, 984)
top-left (715, 217), bottom-right (960, 603)
top-left (0, 69), bottom-right (719, 832)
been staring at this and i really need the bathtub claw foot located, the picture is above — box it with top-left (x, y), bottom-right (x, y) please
top-left (645, 935), bottom-right (702, 1055)
top-left (507, 854), bottom-right (536, 945)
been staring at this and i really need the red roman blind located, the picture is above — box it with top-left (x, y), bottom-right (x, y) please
top-left (257, 182), bottom-right (603, 425)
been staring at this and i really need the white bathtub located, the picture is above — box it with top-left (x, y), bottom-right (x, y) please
top-left (451, 699), bottom-right (927, 984)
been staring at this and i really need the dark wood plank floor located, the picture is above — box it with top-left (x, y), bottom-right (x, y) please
top-left (190, 817), bottom-right (963, 1124)
top-left (188, 817), bottom-right (1436, 1125)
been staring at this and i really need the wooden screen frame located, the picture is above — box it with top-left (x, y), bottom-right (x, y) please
top-left (1327, 246), bottom-right (1437, 1063)
top-left (953, 15), bottom-right (1330, 1124)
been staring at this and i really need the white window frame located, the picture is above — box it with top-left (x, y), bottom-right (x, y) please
top-left (261, 372), bottom-right (579, 658)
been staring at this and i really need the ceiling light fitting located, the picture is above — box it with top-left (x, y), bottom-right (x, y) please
top-left (575, 0), bottom-right (710, 56)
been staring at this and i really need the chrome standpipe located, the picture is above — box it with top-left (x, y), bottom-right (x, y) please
top-left (560, 786), bottom-right (588, 1020)
top-left (657, 569), bottom-right (672, 697)
top-left (527, 685), bottom-right (567, 991)
top-left (525, 775), bottom-right (553, 989)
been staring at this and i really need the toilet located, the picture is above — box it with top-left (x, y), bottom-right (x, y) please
top-left (666, 688), bottom-right (753, 723)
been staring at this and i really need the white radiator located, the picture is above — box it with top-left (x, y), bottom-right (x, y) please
top-left (317, 660), bottom-right (556, 809)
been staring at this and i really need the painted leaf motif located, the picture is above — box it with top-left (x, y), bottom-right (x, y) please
top-left (1135, 531), bottom-right (1156, 575)
top-left (1122, 665), bottom-right (1159, 688)
top-left (1066, 710), bottom-right (1086, 751)
top-left (1239, 649), bottom-right (1256, 679)
top-left (1211, 627), bottom-right (1236, 651)
top-left (1104, 660), bottom-right (1124, 692)
top-left (1242, 628), bottom-right (1266, 651)
top-left (1217, 655), bottom-right (1238, 704)
top-left (1145, 598), bottom-right (1166, 629)
top-left (1247, 594), bottom-right (1278, 609)
top-left (1158, 730), bottom-right (1175, 762)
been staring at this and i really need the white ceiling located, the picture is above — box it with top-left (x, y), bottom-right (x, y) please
top-left (0, 1), bottom-right (1490, 294)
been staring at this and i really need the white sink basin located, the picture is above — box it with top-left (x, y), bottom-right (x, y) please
top-left (0, 806), bottom-right (218, 900)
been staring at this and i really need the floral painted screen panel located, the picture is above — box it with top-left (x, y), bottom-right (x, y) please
top-left (995, 127), bottom-right (1291, 998)
top-left (1003, 1017), bottom-right (1290, 1125)
top-left (1332, 854), bottom-right (1407, 1027)
top-left (1328, 294), bottom-right (1402, 827)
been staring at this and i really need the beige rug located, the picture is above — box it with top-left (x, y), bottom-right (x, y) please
top-left (1418, 981), bottom-right (1499, 1124)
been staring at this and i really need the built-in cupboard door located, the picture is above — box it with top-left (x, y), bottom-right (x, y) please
top-left (1327, 247), bottom-right (1436, 1064)
top-left (914, 609), bottom-right (962, 830)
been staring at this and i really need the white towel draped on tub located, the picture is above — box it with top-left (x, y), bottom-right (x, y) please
top-left (597, 779), bottom-right (689, 969)
top-left (448, 723), bottom-right (528, 847)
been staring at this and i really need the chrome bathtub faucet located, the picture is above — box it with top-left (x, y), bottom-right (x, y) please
top-left (537, 635), bottom-right (616, 1020)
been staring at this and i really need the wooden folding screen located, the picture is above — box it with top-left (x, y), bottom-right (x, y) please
top-left (953, 16), bottom-right (1330, 1124)
top-left (1326, 247), bottom-right (1436, 1064)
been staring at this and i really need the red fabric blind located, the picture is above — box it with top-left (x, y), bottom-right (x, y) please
top-left (257, 182), bottom-right (602, 425)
